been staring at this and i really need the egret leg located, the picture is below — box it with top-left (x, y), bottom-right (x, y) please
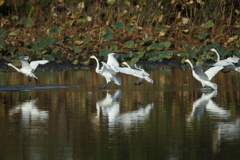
top-left (34, 78), bottom-right (38, 83)
top-left (99, 83), bottom-right (109, 89)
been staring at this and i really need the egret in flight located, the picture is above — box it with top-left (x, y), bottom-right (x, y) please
top-left (210, 48), bottom-right (240, 72)
top-left (90, 55), bottom-right (122, 89)
top-left (120, 62), bottom-right (153, 86)
top-left (8, 56), bottom-right (49, 82)
top-left (184, 59), bottom-right (223, 90)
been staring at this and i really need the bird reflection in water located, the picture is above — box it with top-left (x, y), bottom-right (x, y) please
top-left (9, 98), bottom-right (48, 127)
top-left (187, 90), bottom-right (240, 153)
top-left (9, 98), bottom-right (49, 160)
top-left (188, 90), bottom-right (230, 122)
top-left (94, 89), bottom-right (154, 133)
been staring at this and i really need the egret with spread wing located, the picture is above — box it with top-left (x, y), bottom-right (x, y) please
top-left (120, 62), bottom-right (153, 86)
top-left (184, 59), bottom-right (223, 90)
top-left (210, 48), bottom-right (240, 72)
top-left (8, 56), bottom-right (49, 82)
top-left (90, 55), bottom-right (122, 89)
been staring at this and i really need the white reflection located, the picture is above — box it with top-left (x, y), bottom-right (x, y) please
top-left (96, 89), bottom-right (121, 125)
top-left (9, 98), bottom-right (49, 160)
top-left (9, 98), bottom-right (48, 129)
top-left (213, 118), bottom-right (240, 152)
top-left (188, 90), bottom-right (230, 122)
top-left (95, 89), bottom-right (153, 133)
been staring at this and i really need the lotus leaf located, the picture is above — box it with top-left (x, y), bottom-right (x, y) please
top-left (73, 46), bottom-right (82, 53)
top-left (140, 36), bottom-right (152, 45)
top-left (83, 34), bottom-right (90, 45)
top-left (101, 29), bottom-right (114, 41)
top-left (124, 40), bottom-right (135, 48)
top-left (149, 43), bottom-right (159, 50)
top-left (235, 29), bottom-right (240, 36)
top-left (43, 55), bottom-right (55, 61)
top-left (129, 57), bottom-right (139, 66)
top-left (181, 41), bottom-right (189, 47)
top-left (9, 29), bottom-right (20, 36)
top-left (31, 42), bottom-right (45, 50)
top-left (203, 20), bottom-right (214, 28)
top-left (236, 40), bottom-right (240, 47)
top-left (20, 17), bottom-right (34, 27)
top-left (48, 25), bottom-right (59, 36)
top-left (110, 43), bottom-right (118, 51)
top-left (126, 25), bottom-right (135, 31)
top-left (44, 37), bottom-right (56, 45)
top-left (112, 21), bottom-right (125, 29)
top-left (158, 50), bottom-right (173, 59)
top-left (0, 29), bottom-right (4, 38)
top-left (186, 49), bottom-right (196, 57)
top-left (159, 41), bottom-right (171, 48)
top-left (99, 48), bottom-right (110, 57)
top-left (0, 40), bottom-right (6, 47)
top-left (7, 47), bottom-right (16, 54)
top-left (198, 33), bottom-right (209, 39)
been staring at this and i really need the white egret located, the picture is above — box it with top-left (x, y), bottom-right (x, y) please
top-left (184, 59), bottom-right (223, 90)
top-left (7, 56), bottom-right (49, 82)
top-left (118, 62), bottom-right (153, 86)
top-left (90, 55), bottom-right (122, 89)
top-left (210, 48), bottom-right (240, 72)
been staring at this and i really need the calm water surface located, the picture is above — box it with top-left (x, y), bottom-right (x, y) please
top-left (0, 68), bottom-right (240, 160)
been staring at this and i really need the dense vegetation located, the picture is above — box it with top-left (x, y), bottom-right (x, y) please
top-left (0, 0), bottom-right (240, 65)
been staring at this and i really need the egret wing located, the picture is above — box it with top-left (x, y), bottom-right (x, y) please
top-left (205, 66), bottom-right (223, 80)
top-left (30, 60), bottom-right (49, 71)
top-left (101, 62), bottom-right (116, 75)
top-left (19, 56), bottom-right (32, 71)
top-left (117, 67), bottom-right (143, 78)
top-left (193, 62), bottom-right (209, 81)
top-left (106, 53), bottom-right (120, 72)
top-left (213, 61), bottom-right (233, 67)
top-left (226, 56), bottom-right (239, 63)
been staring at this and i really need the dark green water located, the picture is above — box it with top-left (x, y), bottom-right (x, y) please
top-left (0, 68), bottom-right (240, 160)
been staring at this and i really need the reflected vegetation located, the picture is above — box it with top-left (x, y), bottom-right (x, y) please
top-left (0, 68), bottom-right (240, 159)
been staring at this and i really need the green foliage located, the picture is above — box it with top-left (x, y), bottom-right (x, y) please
top-left (124, 40), bottom-right (135, 48)
top-left (159, 41), bottom-right (171, 48)
top-left (0, 30), bottom-right (5, 38)
top-left (126, 25), bottom-right (135, 31)
top-left (43, 55), bottom-right (55, 61)
top-left (181, 41), bottom-right (189, 47)
top-left (73, 46), bottom-right (82, 53)
top-left (186, 49), bottom-right (196, 57)
top-left (99, 48), bottom-right (110, 57)
top-left (235, 29), bottom-right (240, 35)
top-left (112, 21), bottom-right (125, 29)
top-left (19, 17), bottom-right (34, 27)
top-left (203, 20), bottom-right (214, 28)
top-left (48, 26), bottom-right (59, 36)
top-left (101, 29), bottom-right (114, 41)
top-left (109, 43), bottom-right (118, 51)
top-left (0, 40), bottom-right (6, 47)
top-left (9, 29), bottom-right (20, 36)
top-left (140, 36), bottom-right (152, 45)
top-left (236, 40), bottom-right (240, 47)
top-left (198, 33), bottom-right (209, 39)
top-left (44, 37), bottom-right (56, 45)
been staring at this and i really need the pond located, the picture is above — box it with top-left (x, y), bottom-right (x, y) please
top-left (0, 67), bottom-right (240, 160)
